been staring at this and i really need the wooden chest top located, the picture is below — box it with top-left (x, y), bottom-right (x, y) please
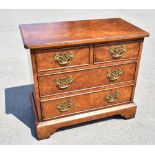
top-left (19, 18), bottom-right (149, 49)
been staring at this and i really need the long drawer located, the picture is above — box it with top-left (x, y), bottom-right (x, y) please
top-left (38, 63), bottom-right (136, 97)
top-left (41, 85), bottom-right (133, 120)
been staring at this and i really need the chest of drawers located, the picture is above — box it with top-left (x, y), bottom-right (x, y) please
top-left (19, 18), bottom-right (149, 140)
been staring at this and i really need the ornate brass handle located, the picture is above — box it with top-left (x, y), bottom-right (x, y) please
top-left (107, 68), bottom-right (124, 81)
top-left (105, 92), bottom-right (120, 103)
top-left (57, 99), bottom-right (73, 112)
top-left (109, 45), bottom-right (126, 59)
top-left (55, 51), bottom-right (74, 65)
top-left (55, 76), bottom-right (73, 89)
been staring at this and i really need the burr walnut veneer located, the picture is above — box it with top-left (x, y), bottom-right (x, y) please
top-left (19, 18), bottom-right (149, 140)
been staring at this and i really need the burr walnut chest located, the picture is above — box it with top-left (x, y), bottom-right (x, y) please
top-left (19, 18), bottom-right (149, 140)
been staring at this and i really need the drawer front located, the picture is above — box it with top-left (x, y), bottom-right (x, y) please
top-left (41, 85), bottom-right (133, 120)
top-left (35, 46), bottom-right (90, 72)
top-left (38, 63), bottom-right (136, 97)
top-left (94, 42), bottom-right (139, 63)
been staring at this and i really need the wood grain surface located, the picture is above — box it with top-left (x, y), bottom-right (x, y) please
top-left (19, 18), bottom-right (149, 49)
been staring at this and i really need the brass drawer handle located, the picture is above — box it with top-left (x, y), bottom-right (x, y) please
top-left (55, 76), bottom-right (73, 89)
top-left (55, 51), bottom-right (74, 65)
top-left (107, 68), bottom-right (124, 81)
top-left (105, 92), bottom-right (119, 103)
top-left (109, 45), bottom-right (126, 59)
top-left (57, 99), bottom-right (73, 112)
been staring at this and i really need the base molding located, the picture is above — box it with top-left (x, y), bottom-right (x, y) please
top-left (30, 93), bottom-right (137, 140)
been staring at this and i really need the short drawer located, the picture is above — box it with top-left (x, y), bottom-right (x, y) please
top-left (94, 42), bottom-right (139, 64)
top-left (41, 85), bottom-right (133, 120)
top-left (38, 63), bottom-right (136, 97)
top-left (35, 46), bottom-right (90, 72)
